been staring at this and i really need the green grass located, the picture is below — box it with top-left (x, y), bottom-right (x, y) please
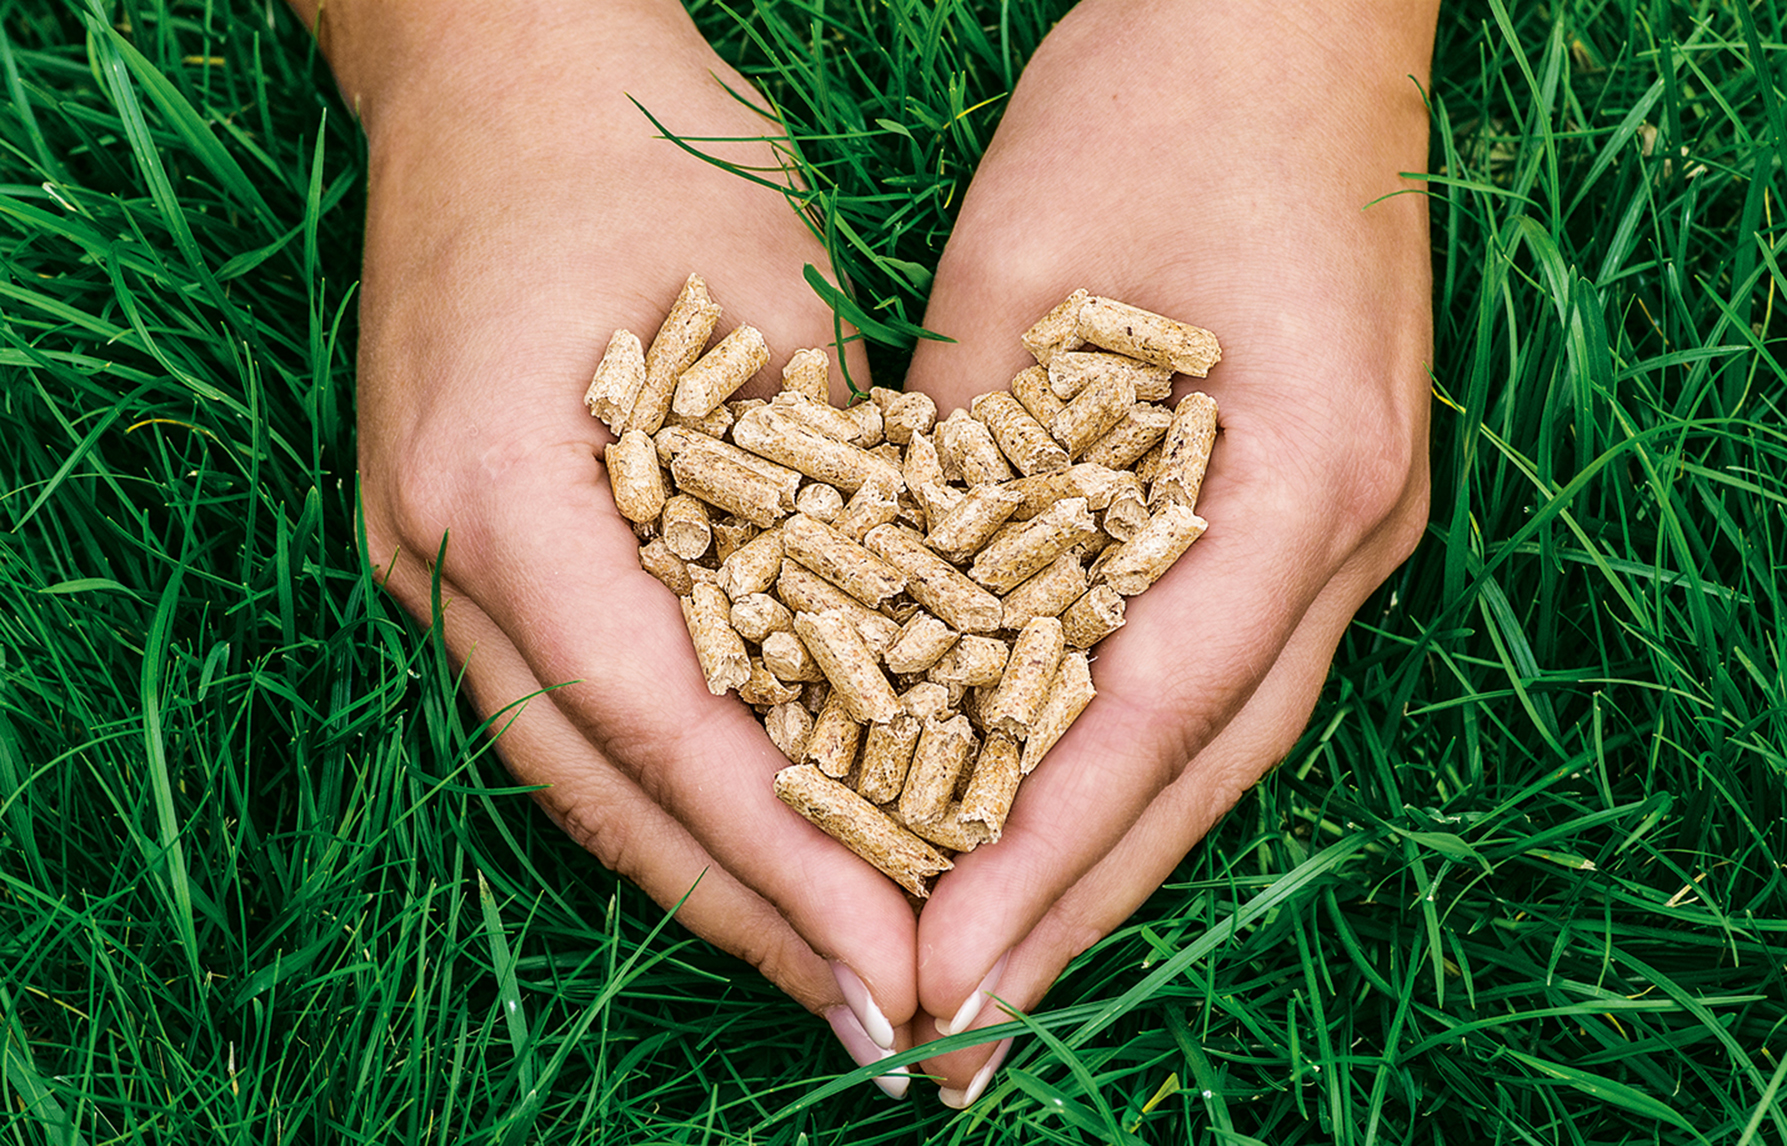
top-left (2, 0), bottom-right (1785, 1142)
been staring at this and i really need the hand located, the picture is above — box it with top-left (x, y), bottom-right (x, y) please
top-left (902, 0), bottom-right (1437, 1102)
top-left (301, 0), bottom-right (920, 1093)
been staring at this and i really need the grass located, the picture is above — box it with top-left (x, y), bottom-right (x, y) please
top-left (2, 0), bottom-right (1785, 1142)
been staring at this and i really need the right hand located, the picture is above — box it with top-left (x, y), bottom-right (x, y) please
top-left (307, 0), bottom-right (917, 1092)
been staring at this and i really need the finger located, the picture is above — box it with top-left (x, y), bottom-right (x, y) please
top-left (917, 542), bottom-right (1392, 1095)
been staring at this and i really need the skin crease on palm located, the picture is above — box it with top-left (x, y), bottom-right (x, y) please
top-left (294, 0), bottom-right (1436, 1104)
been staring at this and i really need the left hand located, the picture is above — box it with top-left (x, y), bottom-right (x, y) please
top-left (899, 0), bottom-right (1437, 1102)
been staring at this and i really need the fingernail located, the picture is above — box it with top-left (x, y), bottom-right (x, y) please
top-left (830, 961), bottom-right (896, 1050)
top-left (939, 949), bottom-right (1010, 1037)
top-left (938, 1036), bottom-right (1014, 1109)
top-left (824, 1007), bottom-right (909, 1099)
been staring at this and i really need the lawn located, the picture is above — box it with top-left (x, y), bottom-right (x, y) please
top-left (3, 1), bottom-right (1785, 1142)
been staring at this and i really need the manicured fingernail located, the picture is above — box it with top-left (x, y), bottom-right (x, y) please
top-left (830, 961), bottom-right (895, 1050)
top-left (938, 1037), bottom-right (1014, 1109)
top-left (824, 1006), bottom-right (910, 1099)
top-left (940, 950), bottom-right (1010, 1037)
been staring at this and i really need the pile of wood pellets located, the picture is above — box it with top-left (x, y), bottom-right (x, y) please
top-left (585, 275), bottom-right (1219, 897)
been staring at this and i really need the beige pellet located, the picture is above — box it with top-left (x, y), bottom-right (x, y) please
top-left (658, 430), bottom-right (803, 510)
top-left (1150, 391), bottom-right (1219, 511)
top-left (711, 517), bottom-right (759, 563)
top-left (856, 713), bottom-right (922, 804)
top-left (1099, 501), bottom-right (1208, 595)
top-left (638, 537), bottom-right (694, 596)
top-left (999, 550), bottom-right (1087, 631)
top-left (983, 617), bottom-right (1065, 738)
top-left (774, 764), bottom-right (951, 898)
top-left (1101, 471), bottom-right (1151, 541)
top-left (1135, 441), bottom-right (1165, 485)
top-left (1049, 372), bottom-right (1136, 459)
top-left (781, 513), bottom-right (908, 609)
top-left (869, 442), bottom-right (904, 468)
top-left (687, 564), bottom-right (720, 587)
top-left (664, 401), bottom-right (735, 438)
top-left (794, 482), bottom-right (844, 523)
top-left (900, 681), bottom-right (951, 721)
top-left (584, 328), bottom-right (646, 433)
top-left (605, 428), bottom-right (666, 524)
top-left (776, 562), bottom-right (901, 654)
top-left (681, 582), bottom-right (750, 696)
top-left (650, 423), bottom-right (708, 467)
top-left (732, 405), bottom-right (904, 495)
top-left (863, 524), bottom-right (1004, 633)
top-left (926, 635), bottom-right (1009, 687)
top-left (883, 391), bottom-right (937, 444)
top-left (846, 398), bottom-right (884, 448)
top-left (865, 385), bottom-right (902, 411)
top-left (770, 390), bottom-right (868, 444)
top-left (805, 689), bottom-right (863, 778)
top-left (1020, 288), bottom-right (1089, 366)
top-left (1080, 403), bottom-right (1174, 471)
top-left (959, 731), bottom-right (1021, 841)
top-left (900, 801), bottom-right (991, 852)
top-left (765, 702), bottom-right (814, 762)
top-left (634, 273), bottom-right (723, 435)
top-left (1010, 364), bottom-right (1066, 427)
top-left (793, 609), bottom-right (902, 724)
top-left (670, 442), bottom-right (790, 529)
top-left (968, 497), bottom-right (1096, 594)
top-left (935, 409), bottom-right (1015, 485)
top-left (1073, 296), bottom-right (1221, 376)
top-left (781, 347), bottom-right (831, 403)
top-left (715, 528), bottom-right (783, 600)
top-left (660, 493), bottom-right (712, 560)
top-left (971, 391), bottom-right (1070, 477)
top-left (1005, 463), bottom-right (1128, 519)
top-left (834, 472), bottom-right (902, 542)
top-left (1060, 584), bottom-right (1126, 647)
top-left (740, 658), bottom-right (803, 707)
top-left (729, 592), bottom-right (794, 643)
top-left (883, 611), bottom-right (961, 675)
top-left (898, 715), bottom-right (976, 827)
top-left (1021, 651), bottom-right (1095, 773)
top-left (761, 629), bottom-right (825, 683)
top-left (925, 483), bottom-right (1025, 564)
top-left (728, 396), bottom-right (767, 421)
top-left (1047, 350), bottom-right (1173, 403)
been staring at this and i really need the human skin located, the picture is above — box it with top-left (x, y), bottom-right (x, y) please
top-left (294, 0), bottom-right (1434, 1105)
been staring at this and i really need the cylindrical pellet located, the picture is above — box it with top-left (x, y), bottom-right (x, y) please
top-left (1004, 463), bottom-right (1127, 519)
top-left (711, 517), bottom-right (759, 563)
top-left (770, 391), bottom-right (868, 444)
top-left (1099, 501), bottom-right (1208, 595)
top-left (795, 482), bottom-right (844, 523)
top-left (883, 391), bottom-right (937, 444)
top-left (776, 562), bottom-right (901, 654)
top-left (834, 473), bottom-right (901, 541)
top-left (935, 410), bottom-right (1014, 485)
top-left (793, 610), bottom-right (901, 724)
top-left (715, 528), bottom-right (782, 600)
top-left (847, 399), bottom-right (884, 448)
top-left (972, 390), bottom-right (1069, 476)
top-left (604, 428), bottom-right (666, 524)
top-left (765, 703), bottom-right (813, 762)
top-left (925, 483), bottom-right (1025, 564)
top-left (1060, 584), bottom-right (1126, 647)
top-left (1073, 295), bottom-right (1221, 376)
top-left (983, 617), bottom-right (1065, 738)
top-left (926, 635), bottom-right (1009, 687)
top-left (805, 690), bottom-right (863, 778)
top-left (1101, 471), bottom-right (1152, 541)
top-left (1010, 364), bottom-right (1066, 427)
top-left (1020, 652), bottom-right (1095, 774)
top-left (901, 681), bottom-right (954, 721)
top-left (781, 513), bottom-right (908, 608)
top-left (1049, 372), bottom-right (1136, 459)
top-left (732, 405), bottom-right (904, 494)
top-left (1080, 403), bottom-right (1174, 470)
top-left (660, 493), bottom-right (712, 560)
top-left (634, 273), bottom-right (723, 435)
top-left (1047, 350), bottom-right (1173, 403)
top-left (898, 716), bottom-right (976, 827)
top-left (780, 347), bottom-right (830, 402)
top-left (1150, 391), bottom-right (1220, 511)
top-left (670, 442), bottom-right (789, 529)
top-left (638, 537), bottom-right (693, 596)
top-left (968, 497), bottom-right (1096, 594)
top-left (664, 402), bottom-right (735, 438)
top-left (857, 714), bottom-right (922, 804)
top-left (584, 327), bottom-right (646, 433)
top-left (761, 629), bottom-right (825, 682)
top-left (730, 592), bottom-right (794, 643)
top-left (883, 612), bottom-right (961, 675)
top-left (999, 551), bottom-right (1087, 631)
top-left (863, 524), bottom-right (1004, 633)
top-left (681, 582), bottom-right (750, 696)
top-left (774, 764), bottom-right (951, 898)
top-left (740, 659), bottom-right (802, 707)
top-left (959, 731), bottom-right (1021, 841)
top-left (672, 324), bottom-right (768, 418)
top-left (1020, 288), bottom-right (1089, 366)
top-left (900, 801), bottom-right (991, 852)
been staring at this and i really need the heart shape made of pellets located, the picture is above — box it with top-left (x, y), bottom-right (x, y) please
top-left (587, 275), bottom-right (1219, 897)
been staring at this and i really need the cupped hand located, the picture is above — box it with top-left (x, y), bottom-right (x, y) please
top-left (902, 0), bottom-right (1438, 1101)
top-left (311, 0), bottom-right (918, 1091)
